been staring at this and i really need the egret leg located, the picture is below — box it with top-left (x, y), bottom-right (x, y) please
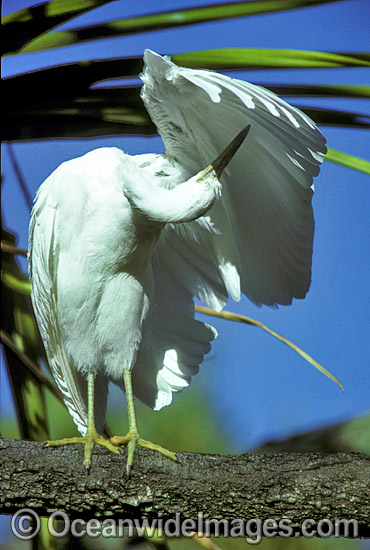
top-left (45, 374), bottom-right (120, 469)
top-left (110, 370), bottom-right (177, 475)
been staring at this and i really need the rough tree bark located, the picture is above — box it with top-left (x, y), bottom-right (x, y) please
top-left (0, 438), bottom-right (369, 535)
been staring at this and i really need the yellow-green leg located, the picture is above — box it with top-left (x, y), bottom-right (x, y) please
top-left (45, 374), bottom-right (120, 469)
top-left (110, 370), bottom-right (177, 475)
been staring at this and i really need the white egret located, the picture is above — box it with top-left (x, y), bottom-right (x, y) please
top-left (29, 50), bottom-right (326, 474)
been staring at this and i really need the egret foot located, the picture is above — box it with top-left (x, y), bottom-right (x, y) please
top-left (46, 429), bottom-right (120, 469)
top-left (119, 370), bottom-right (177, 475)
top-left (46, 374), bottom-right (120, 469)
top-left (110, 432), bottom-right (177, 475)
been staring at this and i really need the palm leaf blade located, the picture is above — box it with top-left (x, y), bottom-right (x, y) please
top-left (173, 48), bottom-right (370, 69)
top-left (7, 1), bottom-right (347, 55)
top-left (2, 0), bottom-right (115, 55)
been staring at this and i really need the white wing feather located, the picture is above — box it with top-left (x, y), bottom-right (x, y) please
top-left (29, 174), bottom-right (108, 435)
top-left (133, 308), bottom-right (217, 410)
top-left (141, 50), bottom-right (327, 307)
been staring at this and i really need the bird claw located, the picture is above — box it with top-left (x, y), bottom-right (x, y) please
top-left (110, 432), bottom-right (177, 475)
top-left (45, 431), bottom-right (120, 469)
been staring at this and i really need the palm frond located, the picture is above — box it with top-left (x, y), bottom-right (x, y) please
top-left (4, 1), bottom-right (344, 55)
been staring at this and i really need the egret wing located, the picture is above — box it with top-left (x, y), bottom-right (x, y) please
top-left (141, 50), bottom-right (327, 307)
top-left (133, 307), bottom-right (217, 410)
top-left (29, 178), bottom-right (107, 435)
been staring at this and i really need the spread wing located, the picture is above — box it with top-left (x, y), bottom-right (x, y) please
top-left (29, 172), bottom-right (108, 435)
top-left (141, 49), bottom-right (327, 308)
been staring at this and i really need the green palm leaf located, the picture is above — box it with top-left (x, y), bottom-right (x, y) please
top-left (265, 84), bottom-right (370, 98)
top-left (4, 0), bottom-right (343, 55)
top-left (2, 0), bottom-right (115, 55)
top-left (4, 51), bottom-right (370, 142)
top-left (173, 48), bottom-right (370, 69)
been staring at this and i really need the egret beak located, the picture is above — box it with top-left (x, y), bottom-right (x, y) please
top-left (209, 124), bottom-right (251, 179)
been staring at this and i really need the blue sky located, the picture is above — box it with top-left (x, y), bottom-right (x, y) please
top-left (1, 0), bottom-right (369, 458)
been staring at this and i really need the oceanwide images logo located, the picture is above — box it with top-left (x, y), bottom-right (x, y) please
top-left (10, 510), bottom-right (359, 545)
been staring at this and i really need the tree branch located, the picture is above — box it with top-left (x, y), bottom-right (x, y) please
top-left (0, 438), bottom-right (369, 534)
